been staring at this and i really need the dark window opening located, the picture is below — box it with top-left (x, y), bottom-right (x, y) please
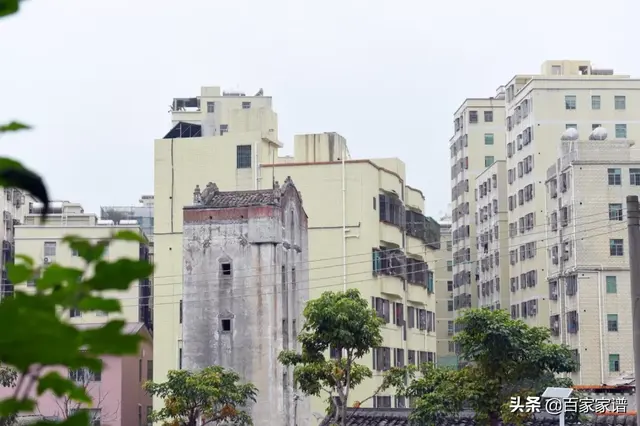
top-left (236, 145), bottom-right (252, 168)
top-left (221, 262), bottom-right (232, 276)
top-left (179, 299), bottom-right (183, 323)
top-left (221, 318), bottom-right (232, 332)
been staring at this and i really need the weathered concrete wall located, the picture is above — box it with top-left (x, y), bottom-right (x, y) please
top-left (182, 188), bottom-right (310, 426)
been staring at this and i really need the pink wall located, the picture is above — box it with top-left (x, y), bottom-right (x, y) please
top-left (0, 325), bottom-right (153, 426)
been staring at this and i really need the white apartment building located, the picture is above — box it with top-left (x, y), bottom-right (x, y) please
top-left (545, 131), bottom-right (639, 385)
top-left (450, 93), bottom-right (506, 320)
top-left (433, 216), bottom-right (456, 367)
top-left (505, 59), bottom-right (640, 328)
top-left (154, 86), bottom-right (439, 419)
top-left (0, 188), bottom-right (36, 299)
top-left (475, 160), bottom-right (510, 311)
top-left (13, 201), bottom-right (151, 328)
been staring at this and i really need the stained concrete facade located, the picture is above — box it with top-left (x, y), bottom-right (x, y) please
top-left (181, 178), bottom-right (309, 426)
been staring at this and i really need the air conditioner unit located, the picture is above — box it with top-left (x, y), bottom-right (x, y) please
top-left (43, 257), bottom-right (52, 265)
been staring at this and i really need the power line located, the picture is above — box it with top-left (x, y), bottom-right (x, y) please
top-left (103, 223), bottom-right (626, 308)
top-left (151, 209), bottom-right (620, 283)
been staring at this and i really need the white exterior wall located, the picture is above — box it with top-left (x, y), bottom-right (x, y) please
top-left (450, 97), bottom-right (505, 321)
top-left (545, 139), bottom-right (640, 385)
top-left (14, 213), bottom-right (147, 325)
top-left (505, 60), bottom-right (640, 332)
top-left (475, 160), bottom-right (510, 310)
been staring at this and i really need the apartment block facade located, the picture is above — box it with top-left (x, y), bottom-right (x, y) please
top-left (154, 86), bottom-right (439, 415)
top-left (545, 136), bottom-right (639, 385)
top-left (433, 217), bottom-right (456, 366)
top-left (450, 94), bottom-right (506, 320)
top-left (505, 60), bottom-right (640, 330)
top-left (13, 201), bottom-right (152, 329)
top-left (475, 160), bottom-right (510, 311)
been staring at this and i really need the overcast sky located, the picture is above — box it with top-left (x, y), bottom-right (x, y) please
top-left (0, 0), bottom-right (635, 218)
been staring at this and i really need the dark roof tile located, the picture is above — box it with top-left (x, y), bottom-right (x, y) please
top-left (320, 408), bottom-right (638, 426)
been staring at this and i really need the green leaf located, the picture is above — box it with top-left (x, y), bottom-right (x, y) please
top-left (0, 397), bottom-right (34, 417)
top-left (7, 262), bottom-right (33, 284)
top-left (0, 158), bottom-right (49, 218)
top-left (81, 320), bottom-right (142, 355)
top-left (86, 259), bottom-right (154, 291)
top-left (77, 296), bottom-right (122, 313)
top-left (37, 264), bottom-right (84, 290)
top-left (36, 371), bottom-right (91, 402)
top-left (14, 254), bottom-right (34, 266)
top-left (112, 230), bottom-right (147, 243)
top-left (62, 236), bottom-right (107, 263)
top-left (0, 121), bottom-right (30, 132)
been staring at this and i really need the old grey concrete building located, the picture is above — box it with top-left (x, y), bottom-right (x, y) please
top-left (181, 177), bottom-right (309, 426)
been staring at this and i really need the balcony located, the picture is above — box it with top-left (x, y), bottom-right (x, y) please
top-left (379, 275), bottom-right (403, 299)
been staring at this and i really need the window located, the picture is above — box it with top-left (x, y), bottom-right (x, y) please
top-left (178, 348), bottom-right (182, 369)
top-left (372, 249), bottom-right (382, 274)
top-left (221, 262), bottom-right (231, 276)
top-left (70, 308), bottom-right (80, 318)
top-left (373, 197), bottom-right (376, 210)
top-left (446, 260), bottom-right (453, 272)
top-left (139, 359), bottom-right (142, 382)
top-left (447, 280), bottom-right (453, 291)
top-left (147, 406), bottom-right (153, 426)
top-left (615, 96), bottom-right (626, 110)
top-left (179, 299), bottom-right (183, 324)
top-left (610, 239), bottom-right (624, 256)
top-left (207, 102), bottom-right (215, 113)
top-left (220, 124), bottom-right (229, 135)
top-left (609, 203), bottom-right (623, 221)
top-left (44, 241), bottom-right (56, 257)
top-left (607, 314), bottom-right (619, 332)
top-left (147, 360), bottom-right (153, 381)
top-left (221, 318), bottom-right (232, 332)
top-left (242, 101), bottom-right (251, 109)
top-left (447, 300), bottom-right (453, 311)
top-left (236, 145), bottom-right (252, 168)
top-left (484, 156), bottom-right (495, 167)
top-left (565, 95), bottom-right (576, 110)
top-left (592, 123), bottom-right (601, 130)
top-left (608, 168), bottom-right (622, 185)
top-left (138, 405), bottom-right (142, 426)
top-left (552, 65), bottom-right (561, 75)
top-left (565, 124), bottom-right (577, 130)
top-left (484, 111), bottom-right (493, 122)
top-left (615, 124), bottom-right (627, 138)
top-left (446, 241), bottom-right (452, 251)
top-left (484, 133), bottom-right (494, 145)
top-left (591, 95), bottom-right (601, 110)
top-left (606, 276), bottom-right (617, 294)
top-left (631, 168), bottom-right (640, 185)
top-left (469, 111), bottom-right (478, 123)
top-left (609, 354), bottom-right (620, 372)
top-left (71, 249), bottom-right (79, 256)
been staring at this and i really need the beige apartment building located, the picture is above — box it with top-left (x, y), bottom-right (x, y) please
top-left (475, 160), bottom-right (510, 311)
top-left (13, 201), bottom-right (151, 328)
top-left (432, 216), bottom-right (456, 367)
top-left (505, 60), bottom-right (640, 330)
top-left (450, 93), bottom-right (506, 320)
top-left (153, 86), bottom-right (439, 418)
top-left (545, 133), bottom-right (638, 385)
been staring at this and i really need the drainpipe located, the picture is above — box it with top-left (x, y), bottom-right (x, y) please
top-left (342, 143), bottom-right (347, 291)
top-left (597, 266), bottom-right (605, 384)
top-left (254, 142), bottom-right (259, 190)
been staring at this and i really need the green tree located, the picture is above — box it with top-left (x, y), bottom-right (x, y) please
top-left (143, 366), bottom-right (258, 426)
top-left (278, 289), bottom-right (405, 426)
top-left (397, 309), bottom-right (577, 426)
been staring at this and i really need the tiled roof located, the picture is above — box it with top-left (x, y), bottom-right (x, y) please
top-left (319, 408), bottom-right (638, 426)
top-left (193, 189), bottom-right (281, 209)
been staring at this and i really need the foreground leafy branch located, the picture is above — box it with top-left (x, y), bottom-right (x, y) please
top-left (0, 231), bottom-right (154, 426)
